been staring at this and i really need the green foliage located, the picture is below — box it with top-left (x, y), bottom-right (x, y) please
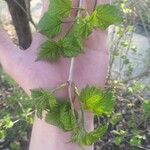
top-left (10, 142), bottom-right (21, 150)
top-left (38, 41), bottom-right (62, 62)
top-left (48, 0), bottom-right (71, 17)
top-left (79, 86), bottom-right (115, 116)
top-left (60, 34), bottom-right (84, 57)
top-left (129, 136), bottom-right (142, 147)
top-left (38, 3), bottom-right (122, 61)
top-left (73, 18), bottom-right (93, 39)
top-left (38, 0), bottom-right (71, 37)
top-left (31, 89), bottom-right (57, 118)
top-left (110, 113), bottom-right (123, 125)
top-left (30, 86), bottom-right (114, 146)
top-left (31, 90), bottom-right (77, 131)
top-left (89, 4), bottom-right (122, 30)
top-left (114, 136), bottom-right (123, 145)
top-left (38, 13), bottom-right (62, 38)
top-left (0, 69), bottom-right (33, 149)
top-left (46, 101), bottom-right (77, 131)
top-left (143, 100), bottom-right (150, 119)
top-left (71, 124), bottom-right (108, 146)
top-left (59, 102), bottom-right (77, 131)
top-left (83, 124), bottom-right (108, 146)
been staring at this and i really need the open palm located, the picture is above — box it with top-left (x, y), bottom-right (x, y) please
top-left (0, 0), bottom-right (109, 149)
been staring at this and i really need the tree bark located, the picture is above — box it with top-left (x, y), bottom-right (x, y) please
top-left (5, 0), bottom-right (32, 49)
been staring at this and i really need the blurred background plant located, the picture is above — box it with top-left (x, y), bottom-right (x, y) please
top-left (0, 0), bottom-right (150, 150)
top-left (0, 70), bottom-right (34, 150)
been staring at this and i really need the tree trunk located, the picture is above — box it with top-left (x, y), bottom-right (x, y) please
top-left (5, 0), bottom-right (32, 49)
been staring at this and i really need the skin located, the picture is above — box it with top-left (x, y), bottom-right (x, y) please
top-left (0, 0), bottom-right (110, 149)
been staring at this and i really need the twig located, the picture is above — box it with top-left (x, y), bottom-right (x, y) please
top-left (67, 0), bottom-right (84, 116)
top-left (71, 7), bottom-right (85, 11)
top-left (136, 2), bottom-right (150, 46)
top-left (123, 70), bottom-right (150, 83)
top-left (52, 82), bottom-right (68, 93)
top-left (13, 110), bottom-right (35, 125)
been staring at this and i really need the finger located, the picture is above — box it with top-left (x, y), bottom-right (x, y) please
top-left (86, 0), bottom-right (111, 12)
top-left (31, 0), bottom-right (49, 50)
top-left (40, 0), bottom-right (79, 17)
top-left (40, 0), bottom-right (49, 18)
top-left (84, 0), bottom-right (111, 52)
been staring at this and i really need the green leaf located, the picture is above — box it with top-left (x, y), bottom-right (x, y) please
top-left (129, 136), bottom-right (142, 147)
top-left (59, 102), bottom-right (77, 131)
top-left (31, 89), bottom-right (57, 118)
top-left (79, 86), bottom-right (115, 116)
top-left (48, 0), bottom-right (71, 17)
top-left (71, 129), bottom-right (86, 146)
top-left (114, 136), bottom-right (123, 145)
top-left (73, 19), bottom-right (93, 39)
top-left (38, 13), bottom-right (62, 37)
top-left (37, 0), bottom-right (71, 37)
top-left (60, 18), bottom-right (93, 58)
top-left (38, 41), bottom-right (62, 62)
top-left (80, 86), bottom-right (103, 111)
top-left (61, 34), bottom-right (84, 57)
top-left (46, 101), bottom-right (77, 131)
top-left (71, 124), bottom-right (108, 146)
top-left (110, 113), bottom-right (122, 126)
top-left (45, 105), bottom-right (63, 129)
top-left (89, 4), bottom-right (122, 30)
top-left (84, 124), bottom-right (108, 145)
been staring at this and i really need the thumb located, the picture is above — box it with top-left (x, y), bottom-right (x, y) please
top-left (0, 27), bottom-right (22, 74)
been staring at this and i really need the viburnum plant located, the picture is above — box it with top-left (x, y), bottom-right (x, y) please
top-left (30, 0), bottom-right (122, 147)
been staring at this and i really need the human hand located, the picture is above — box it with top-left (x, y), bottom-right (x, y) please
top-left (0, 0), bottom-right (109, 149)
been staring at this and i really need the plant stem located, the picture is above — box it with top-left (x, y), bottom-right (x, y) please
top-left (52, 82), bottom-right (68, 93)
top-left (71, 7), bottom-right (85, 11)
top-left (68, 58), bottom-right (75, 116)
top-left (68, 0), bottom-right (84, 116)
top-left (73, 84), bottom-right (86, 131)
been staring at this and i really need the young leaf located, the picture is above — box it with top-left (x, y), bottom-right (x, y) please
top-left (79, 86), bottom-right (103, 110)
top-left (38, 14), bottom-right (62, 38)
top-left (71, 124), bottom-right (108, 146)
top-left (71, 129), bottom-right (86, 146)
top-left (31, 89), bottom-right (57, 118)
top-left (73, 19), bottom-right (93, 39)
top-left (38, 41), bottom-right (62, 62)
top-left (61, 35), bottom-right (84, 57)
top-left (89, 4), bottom-right (122, 30)
top-left (59, 102), bottom-right (77, 131)
top-left (45, 105), bottom-right (63, 129)
top-left (48, 0), bottom-right (71, 17)
top-left (37, 0), bottom-right (71, 37)
top-left (83, 124), bottom-right (108, 145)
top-left (79, 86), bottom-right (115, 116)
top-left (46, 101), bottom-right (77, 131)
